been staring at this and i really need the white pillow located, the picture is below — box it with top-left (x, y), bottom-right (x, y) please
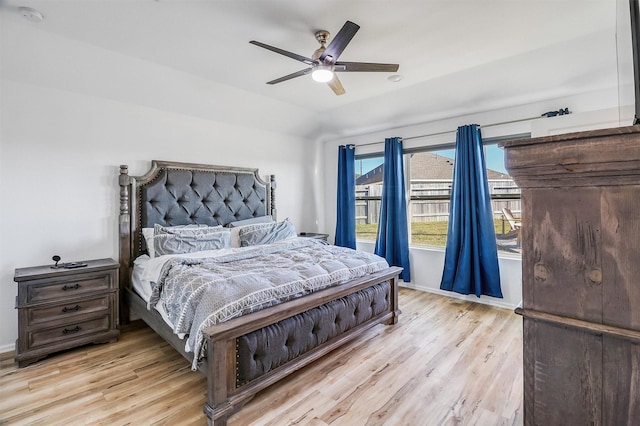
top-left (142, 224), bottom-right (221, 258)
top-left (142, 228), bottom-right (155, 258)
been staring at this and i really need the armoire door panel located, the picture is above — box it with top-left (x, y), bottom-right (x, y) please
top-left (528, 188), bottom-right (603, 323)
top-left (602, 335), bottom-right (640, 425)
top-left (601, 187), bottom-right (640, 331)
top-left (527, 320), bottom-right (602, 426)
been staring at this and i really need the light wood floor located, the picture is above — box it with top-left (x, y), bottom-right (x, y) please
top-left (0, 288), bottom-right (523, 425)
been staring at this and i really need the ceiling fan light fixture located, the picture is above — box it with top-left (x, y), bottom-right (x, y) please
top-left (312, 66), bottom-right (334, 83)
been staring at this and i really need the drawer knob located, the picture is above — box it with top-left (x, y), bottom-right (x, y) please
top-left (62, 326), bottom-right (81, 335)
top-left (62, 304), bottom-right (81, 313)
top-left (62, 283), bottom-right (81, 291)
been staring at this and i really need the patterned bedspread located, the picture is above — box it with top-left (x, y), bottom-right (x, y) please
top-left (149, 238), bottom-right (389, 370)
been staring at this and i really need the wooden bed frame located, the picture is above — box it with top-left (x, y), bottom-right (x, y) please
top-left (118, 160), bottom-right (402, 425)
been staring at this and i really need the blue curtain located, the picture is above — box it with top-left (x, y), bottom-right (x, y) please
top-left (375, 137), bottom-right (411, 282)
top-left (440, 125), bottom-right (502, 298)
top-left (335, 145), bottom-right (356, 249)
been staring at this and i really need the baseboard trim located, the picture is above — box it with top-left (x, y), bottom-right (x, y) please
top-left (400, 282), bottom-right (518, 311)
top-left (0, 344), bottom-right (15, 360)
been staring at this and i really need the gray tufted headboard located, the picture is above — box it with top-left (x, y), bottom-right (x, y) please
top-left (118, 160), bottom-right (276, 308)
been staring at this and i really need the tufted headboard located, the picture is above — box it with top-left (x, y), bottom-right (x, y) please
top-left (118, 160), bottom-right (276, 303)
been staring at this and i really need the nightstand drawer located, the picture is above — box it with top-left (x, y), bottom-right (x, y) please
top-left (25, 274), bottom-right (112, 305)
top-left (28, 294), bottom-right (112, 325)
top-left (28, 314), bottom-right (112, 349)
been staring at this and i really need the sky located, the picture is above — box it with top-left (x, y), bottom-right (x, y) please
top-left (356, 144), bottom-right (508, 176)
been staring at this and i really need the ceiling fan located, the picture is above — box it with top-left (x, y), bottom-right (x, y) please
top-left (249, 21), bottom-right (399, 96)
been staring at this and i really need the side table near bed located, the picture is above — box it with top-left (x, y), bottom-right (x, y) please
top-left (13, 258), bottom-right (119, 367)
top-left (297, 232), bottom-right (329, 242)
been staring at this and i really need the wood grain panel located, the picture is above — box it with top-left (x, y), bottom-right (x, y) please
top-left (528, 188), bottom-right (603, 322)
top-left (601, 187), bottom-right (640, 331)
top-left (529, 320), bottom-right (602, 426)
top-left (521, 192), bottom-right (535, 308)
top-left (522, 318), bottom-right (535, 426)
top-left (603, 335), bottom-right (640, 425)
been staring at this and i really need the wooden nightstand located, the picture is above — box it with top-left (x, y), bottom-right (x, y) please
top-left (298, 232), bottom-right (329, 242)
top-left (13, 258), bottom-right (119, 367)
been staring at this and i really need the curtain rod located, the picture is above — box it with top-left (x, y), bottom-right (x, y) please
top-left (352, 108), bottom-right (570, 148)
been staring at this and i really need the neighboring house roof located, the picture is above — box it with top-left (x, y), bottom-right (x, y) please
top-left (355, 152), bottom-right (508, 185)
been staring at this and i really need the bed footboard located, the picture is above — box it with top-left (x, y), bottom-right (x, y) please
top-left (202, 266), bottom-right (402, 425)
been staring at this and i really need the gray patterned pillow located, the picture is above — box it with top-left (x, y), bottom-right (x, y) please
top-left (154, 225), bottom-right (231, 256)
top-left (238, 218), bottom-right (297, 247)
top-left (154, 224), bottom-right (218, 235)
top-left (144, 224), bottom-right (219, 258)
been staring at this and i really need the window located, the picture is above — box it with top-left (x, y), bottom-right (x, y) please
top-left (355, 156), bottom-right (383, 240)
top-left (355, 142), bottom-right (521, 255)
top-left (407, 149), bottom-right (455, 246)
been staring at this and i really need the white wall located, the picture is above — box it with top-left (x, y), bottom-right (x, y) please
top-left (0, 20), bottom-right (322, 352)
top-left (322, 92), bottom-right (622, 311)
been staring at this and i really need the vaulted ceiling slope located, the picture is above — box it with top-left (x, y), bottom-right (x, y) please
top-left (0, 1), bottom-right (620, 140)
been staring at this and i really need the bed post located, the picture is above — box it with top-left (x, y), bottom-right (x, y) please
top-left (119, 165), bottom-right (132, 325)
top-left (270, 174), bottom-right (277, 221)
top-left (389, 274), bottom-right (401, 325)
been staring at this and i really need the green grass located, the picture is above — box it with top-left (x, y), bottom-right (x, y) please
top-left (357, 219), bottom-right (514, 247)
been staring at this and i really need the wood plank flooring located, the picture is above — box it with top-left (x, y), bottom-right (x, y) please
top-left (0, 288), bottom-right (523, 425)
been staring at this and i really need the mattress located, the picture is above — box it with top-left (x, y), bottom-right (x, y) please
top-left (132, 254), bottom-right (178, 333)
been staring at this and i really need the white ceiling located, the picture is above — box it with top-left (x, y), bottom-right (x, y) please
top-left (0, 0), bottom-right (622, 139)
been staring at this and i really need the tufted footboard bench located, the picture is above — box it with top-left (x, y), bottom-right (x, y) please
top-left (236, 282), bottom-right (391, 386)
top-left (201, 267), bottom-right (401, 425)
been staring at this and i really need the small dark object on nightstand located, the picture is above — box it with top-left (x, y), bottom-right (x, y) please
top-left (51, 255), bottom-right (62, 269)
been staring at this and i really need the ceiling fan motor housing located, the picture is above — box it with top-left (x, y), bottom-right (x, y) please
top-left (315, 30), bottom-right (330, 45)
top-left (313, 30), bottom-right (329, 61)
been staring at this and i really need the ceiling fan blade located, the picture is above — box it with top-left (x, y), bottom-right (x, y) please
top-left (250, 41), bottom-right (315, 65)
top-left (320, 21), bottom-right (360, 64)
top-left (266, 68), bottom-right (312, 85)
top-left (327, 75), bottom-right (346, 96)
top-left (335, 62), bottom-right (399, 72)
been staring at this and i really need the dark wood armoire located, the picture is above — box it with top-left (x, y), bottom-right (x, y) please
top-left (502, 125), bottom-right (640, 425)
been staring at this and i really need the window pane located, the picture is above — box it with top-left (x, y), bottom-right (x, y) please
top-left (409, 150), bottom-right (454, 246)
top-left (486, 145), bottom-right (521, 254)
top-left (355, 156), bottom-right (383, 240)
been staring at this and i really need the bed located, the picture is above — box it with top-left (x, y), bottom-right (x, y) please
top-left (118, 160), bottom-right (402, 425)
